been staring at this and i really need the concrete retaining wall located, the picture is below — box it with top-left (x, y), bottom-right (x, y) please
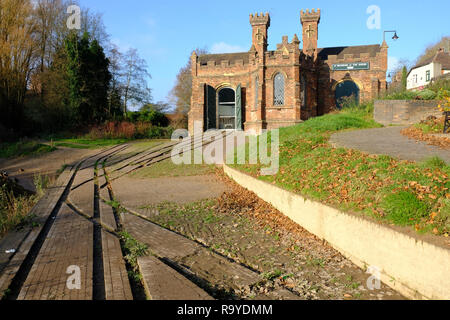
top-left (374, 100), bottom-right (442, 126)
top-left (224, 165), bottom-right (450, 300)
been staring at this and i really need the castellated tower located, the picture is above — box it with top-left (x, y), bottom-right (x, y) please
top-left (250, 13), bottom-right (270, 54)
top-left (300, 9), bottom-right (321, 57)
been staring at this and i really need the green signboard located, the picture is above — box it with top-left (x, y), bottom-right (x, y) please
top-left (332, 62), bottom-right (370, 71)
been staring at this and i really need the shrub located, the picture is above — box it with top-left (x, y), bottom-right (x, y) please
top-left (428, 78), bottom-right (450, 93)
top-left (117, 122), bottom-right (136, 139)
top-left (126, 110), bottom-right (169, 127)
top-left (383, 90), bottom-right (418, 100)
top-left (416, 89), bottom-right (437, 100)
top-left (0, 183), bottom-right (36, 237)
top-left (84, 121), bottom-right (173, 140)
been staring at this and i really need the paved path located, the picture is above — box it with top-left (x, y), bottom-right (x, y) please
top-left (330, 126), bottom-right (450, 164)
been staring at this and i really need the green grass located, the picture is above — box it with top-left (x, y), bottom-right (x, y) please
top-left (233, 104), bottom-right (450, 236)
top-left (131, 158), bottom-right (215, 179)
top-left (54, 138), bottom-right (128, 149)
top-left (414, 119), bottom-right (445, 134)
top-left (261, 270), bottom-right (283, 281)
top-left (0, 174), bottom-right (51, 238)
top-left (0, 140), bottom-right (56, 159)
top-left (54, 138), bottom-right (167, 150)
top-left (119, 231), bottom-right (148, 268)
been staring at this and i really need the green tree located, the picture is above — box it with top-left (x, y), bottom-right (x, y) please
top-left (65, 32), bottom-right (111, 124)
top-left (401, 66), bottom-right (408, 90)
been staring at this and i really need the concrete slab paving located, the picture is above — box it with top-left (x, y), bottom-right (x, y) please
top-left (330, 126), bottom-right (450, 164)
top-left (138, 256), bottom-right (213, 300)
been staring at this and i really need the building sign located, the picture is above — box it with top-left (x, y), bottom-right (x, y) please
top-left (332, 62), bottom-right (370, 71)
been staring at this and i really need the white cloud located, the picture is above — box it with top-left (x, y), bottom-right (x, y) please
top-left (388, 56), bottom-right (400, 72)
top-left (210, 42), bottom-right (246, 54)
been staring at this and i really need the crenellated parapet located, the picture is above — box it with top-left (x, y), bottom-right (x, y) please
top-left (300, 9), bottom-right (321, 23)
top-left (250, 12), bottom-right (271, 54)
top-left (300, 8), bottom-right (321, 58)
top-left (249, 12), bottom-right (271, 26)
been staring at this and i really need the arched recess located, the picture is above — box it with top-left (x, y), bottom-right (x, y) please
top-left (334, 80), bottom-right (360, 109)
top-left (218, 87), bottom-right (236, 130)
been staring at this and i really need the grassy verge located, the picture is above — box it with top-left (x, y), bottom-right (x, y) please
top-left (54, 138), bottom-right (168, 150)
top-left (413, 116), bottom-right (445, 134)
top-left (0, 174), bottom-right (50, 238)
top-left (0, 140), bottom-right (56, 159)
top-left (53, 138), bottom-right (128, 149)
top-left (232, 105), bottom-right (450, 236)
top-left (118, 231), bottom-right (149, 300)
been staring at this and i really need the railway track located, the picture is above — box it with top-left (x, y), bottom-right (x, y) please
top-left (1, 131), bottom-right (297, 300)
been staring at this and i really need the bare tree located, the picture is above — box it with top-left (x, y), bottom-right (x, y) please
top-left (416, 36), bottom-right (450, 65)
top-left (121, 48), bottom-right (152, 113)
top-left (168, 48), bottom-right (208, 116)
top-left (0, 0), bottom-right (38, 128)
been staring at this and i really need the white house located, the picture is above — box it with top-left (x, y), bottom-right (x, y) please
top-left (407, 49), bottom-right (450, 90)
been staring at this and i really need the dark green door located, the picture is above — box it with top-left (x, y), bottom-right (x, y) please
top-left (335, 80), bottom-right (360, 109)
top-left (205, 85), bottom-right (216, 130)
top-left (236, 84), bottom-right (242, 130)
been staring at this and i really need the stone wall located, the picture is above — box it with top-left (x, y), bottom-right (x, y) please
top-left (224, 165), bottom-right (450, 300)
top-left (374, 100), bottom-right (442, 126)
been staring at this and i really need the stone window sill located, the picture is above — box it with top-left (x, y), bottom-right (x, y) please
top-left (267, 106), bottom-right (293, 110)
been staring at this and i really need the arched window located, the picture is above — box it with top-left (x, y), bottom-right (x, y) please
top-left (300, 76), bottom-right (306, 108)
top-left (273, 73), bottom-right (285, 106)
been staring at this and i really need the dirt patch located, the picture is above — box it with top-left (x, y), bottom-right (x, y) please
top-left (0, 147), bottom-right (98, 193)
top-left (112, 175), bottom-right (230, 208)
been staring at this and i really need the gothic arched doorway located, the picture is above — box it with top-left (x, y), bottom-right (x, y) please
top-left (335, 80), bottom-right (360, 109)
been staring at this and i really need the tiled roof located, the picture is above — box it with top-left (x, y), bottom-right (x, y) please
top-left (411, 51), bottom-right (450, 70)
top-left (317, 44), bottom-right (382, 60)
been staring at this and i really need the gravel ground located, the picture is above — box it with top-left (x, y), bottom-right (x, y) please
top-left (125, 170), bottom-right (405, 300)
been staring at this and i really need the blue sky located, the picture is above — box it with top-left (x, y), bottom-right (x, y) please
top-left (79, 0), bottom-right (450, 106)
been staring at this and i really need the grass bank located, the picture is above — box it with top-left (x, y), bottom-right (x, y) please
top-left (53, 138), bottom-right (128, 149)
top-left (0, 140), bottom-right (56, 159)
top-left (232, 105), bottom-right (450, 236)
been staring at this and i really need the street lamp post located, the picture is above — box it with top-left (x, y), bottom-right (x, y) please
top-left (383, 30), bottom-right (399, 42)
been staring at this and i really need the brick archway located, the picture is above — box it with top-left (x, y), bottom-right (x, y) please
top-left (334, 80), bottom-right (360, 109)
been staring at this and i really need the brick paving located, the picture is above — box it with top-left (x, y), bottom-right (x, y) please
top-left (18, 203), bottom-right (94, 300)
top-left (138, 256), bottom-right (213, 300)
top-left (1, 145), bottom-right (134, 300)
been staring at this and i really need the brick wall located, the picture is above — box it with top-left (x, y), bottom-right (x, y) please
top-left (374, 100), bottom-right (442, 126)
top-left (189, 10), bottom-right (388, 135)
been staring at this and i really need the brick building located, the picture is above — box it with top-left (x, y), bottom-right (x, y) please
top-left (188, 9), bottom-right (388, 134)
